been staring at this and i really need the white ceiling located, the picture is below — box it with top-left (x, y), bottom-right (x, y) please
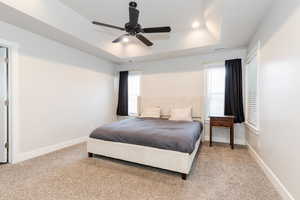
top-left (58, 0), bottom-right (273, 61)
top-left (59, 0), bottom-right (206, 33)
top-left (0, 0), bottom-right (273, 63)
top-left (58, 0), bottom-right (216, 60)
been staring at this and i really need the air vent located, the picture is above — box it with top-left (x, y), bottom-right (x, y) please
top-left (214, 48), bottom-right (226, 52)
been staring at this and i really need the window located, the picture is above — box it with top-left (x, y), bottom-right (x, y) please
top-left (246, 52), bottom-right (259, 129)
top-left (206, 66), bottom-right (226, 118)
top-left (128, 71), bottom-right (141, 116)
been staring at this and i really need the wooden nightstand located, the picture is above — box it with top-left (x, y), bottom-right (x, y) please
top-left (209, 115), bottom-right (235, 149)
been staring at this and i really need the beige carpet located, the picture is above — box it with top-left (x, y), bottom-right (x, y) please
top-left (0, 142), bottom-right (281, 200)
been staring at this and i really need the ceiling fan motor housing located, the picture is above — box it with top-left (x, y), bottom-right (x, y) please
top-left (125, 23), bottom-right (141, 35)
top-left (129, 1), bottom-right (137, 8)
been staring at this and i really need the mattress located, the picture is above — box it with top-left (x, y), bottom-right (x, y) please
top-left (90, 118), bottom-right (203, 154)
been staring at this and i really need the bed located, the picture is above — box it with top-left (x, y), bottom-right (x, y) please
top-left (87, 97), bottom-right (204, 179)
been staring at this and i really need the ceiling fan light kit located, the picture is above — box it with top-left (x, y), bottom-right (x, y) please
top-left (92, 1), bottom-right (172, 47)
top-left (122, 37), bottom-right (129, 43)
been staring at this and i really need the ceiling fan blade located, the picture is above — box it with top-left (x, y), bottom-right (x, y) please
top-left (142, 27), bottom-right (171, 33)
top-left (129, 7), bottom-right (139, 26)
top-left (92, 21), bottom-right (125, 31)
top-left (136, 34), bottom-right (153, 46)
top-left (112, 34), bottom-right (129, 43)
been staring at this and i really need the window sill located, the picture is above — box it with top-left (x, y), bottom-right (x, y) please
top-left (128, 114), bottom-right (139, 117)
top-left (245, 122), bottom-right (260, 135)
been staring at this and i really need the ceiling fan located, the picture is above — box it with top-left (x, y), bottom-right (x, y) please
top-left (92, 1), bottom-right (171, 47)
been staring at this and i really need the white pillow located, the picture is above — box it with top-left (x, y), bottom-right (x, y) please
top-left (140, 107), bottom-right (161, 118)
top-left (169, 107), bottom-right (193, 122)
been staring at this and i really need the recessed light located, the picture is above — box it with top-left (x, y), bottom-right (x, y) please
top-left (192, 21), bottom-right (200, 29)
top-left (122, 37), bottom-right (129, 43)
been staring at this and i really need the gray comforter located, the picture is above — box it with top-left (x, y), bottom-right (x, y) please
top-left (90, 118), bottom-right (203, 154)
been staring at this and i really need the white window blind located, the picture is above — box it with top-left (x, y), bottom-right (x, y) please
top-left (246, 55), bottom-right (258, 128)
top-left (206, 66), bottom-right (225, 118)
top-left (128, 71), bottom-right (141, 116)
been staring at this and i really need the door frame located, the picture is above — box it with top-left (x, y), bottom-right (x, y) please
top-left (0, 39), bottom-right (19, 164)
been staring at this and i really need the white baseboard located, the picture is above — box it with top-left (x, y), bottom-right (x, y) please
top-left (204, 135), bottom-right (245, 145)
top-left (247, 143), bottom-right (295, 200)
top-left (13, 136), bottom-right (88, 164)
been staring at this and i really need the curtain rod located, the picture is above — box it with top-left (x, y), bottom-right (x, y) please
top-left (118, 69), bottom-right (142, 72)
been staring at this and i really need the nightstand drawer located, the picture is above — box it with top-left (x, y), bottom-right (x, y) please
top-left (211, 120), bottom-right (233, 127)
top-left (210, 117), bottom-right (234, 122)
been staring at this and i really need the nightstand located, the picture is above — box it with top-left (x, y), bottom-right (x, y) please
top-left (209, 115), bottom-right (235, 149)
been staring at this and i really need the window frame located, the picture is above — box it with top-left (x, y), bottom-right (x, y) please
top-left (204, 63), bottom-right (226, 121)
top-left (128, 71), bottom-right (141, 117)
top-left (245, 42), bottom-right (260, 134)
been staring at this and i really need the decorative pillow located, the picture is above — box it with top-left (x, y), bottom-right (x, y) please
top-left (140, 107), bottom-right (161, 118)
top-left (169, 107), bottom-right (193, 121)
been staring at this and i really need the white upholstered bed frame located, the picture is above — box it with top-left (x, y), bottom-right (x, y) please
top-left (87, 97), bottom-right (204, 179)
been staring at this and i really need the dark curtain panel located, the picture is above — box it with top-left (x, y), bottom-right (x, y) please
top-left (117, 71), bottom-right (129, 116)
top-left (224, 59), bottom-right (245, 123)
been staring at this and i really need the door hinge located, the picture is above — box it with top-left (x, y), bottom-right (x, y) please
top-left (0, 57), bottom-right (8, 63)
top-left (5, 142), bottom-right (8, 149)
top-left (4, 99), bottom-right (8, 106)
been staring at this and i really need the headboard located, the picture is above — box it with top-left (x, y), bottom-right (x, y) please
top-left (138, 96), bottom-right (204, 120)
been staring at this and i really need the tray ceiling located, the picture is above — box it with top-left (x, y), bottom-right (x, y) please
top-left (0, 0), bottom-right (273, 63)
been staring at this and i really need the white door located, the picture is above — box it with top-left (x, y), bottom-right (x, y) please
top-left (0, 47), bottom-right (8, 163)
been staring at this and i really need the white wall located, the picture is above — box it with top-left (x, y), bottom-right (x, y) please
top-left (0, 20), bottom-right (115, 162)
top-left (118, 48), bottom-right (247, 145)
top-left (246, 1), bottom-right (300, 199)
